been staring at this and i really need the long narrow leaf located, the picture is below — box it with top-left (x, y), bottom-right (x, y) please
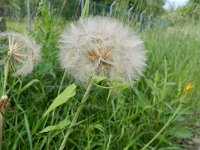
top-left (42, 84), bottom-right (77, 117)
top-left (19, 79), bottom-right (40, 94)
top-left (24, 114), bottom-right (33, 150)
top-left (40, 118), bottom-right (71, 133)
top-left (80, 0), bottom-right (89, 19)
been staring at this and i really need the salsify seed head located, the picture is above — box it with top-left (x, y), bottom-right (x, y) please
top-left (59, 16), bottom-right (146, 83)
top-left (0, 32), bottom-right (41, 76)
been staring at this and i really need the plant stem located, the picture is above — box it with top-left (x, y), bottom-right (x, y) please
top-left (0, 60), bottom-right (9, 150)
top-left (0, 114), bottom-right (3, 150)
top-left (59, 82), bottom-right (93, 150)
top-left (2, 60), bottom-right (9, 95)
top-left (57, 70), bottom-right (67, 96)
top-left (141, 104), bottom-right (182, 150)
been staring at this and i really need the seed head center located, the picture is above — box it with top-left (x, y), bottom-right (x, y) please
top-left (87, 47), bottom-right (114, 70)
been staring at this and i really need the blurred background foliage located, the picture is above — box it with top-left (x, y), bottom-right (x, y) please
top-left (0, 0), bottom-right (200, 32)
top-left (0, 0), bottom-right (167, 32)
top-left (0, 0), bottom-right (166, 18)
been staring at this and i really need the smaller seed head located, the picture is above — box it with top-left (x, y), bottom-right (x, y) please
top-left (0, 32), bottom-right (41, 76)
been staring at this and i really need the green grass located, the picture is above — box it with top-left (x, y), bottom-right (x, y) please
top-left (7, 19), bottom-right (28, 33)
top-left (1, 16), bottom-right (200, 150)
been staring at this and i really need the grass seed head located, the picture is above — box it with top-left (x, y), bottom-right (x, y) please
top-left (59, 16), bottom-right (146, 83)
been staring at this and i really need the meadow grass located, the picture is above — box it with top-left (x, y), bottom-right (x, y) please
top-left (7, 19), bottom-right (27, 33)
top-left (1, 17), bottom-right (200, 150)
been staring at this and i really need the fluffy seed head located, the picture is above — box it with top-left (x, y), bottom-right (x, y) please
top-left (59, 17), bottom-right (146, 83)
top-left (0, 32), bottom-right (41, 76)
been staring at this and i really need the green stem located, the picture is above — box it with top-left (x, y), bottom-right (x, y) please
top-left (2, 60), bottom-right (9, 95)
top-left (59, 82), bottom-right (93, 150)
top-left (0, 114), bottom-right (3, 150)
top-left (57, 70), bottom-right (67, 96)
top-left (141, 104), bottom-right (182, 150)
top-left (0, 60), bottom-right (9, 150)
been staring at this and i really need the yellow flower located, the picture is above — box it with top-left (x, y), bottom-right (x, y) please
top-left (184, 82), bottom-right (193, 93)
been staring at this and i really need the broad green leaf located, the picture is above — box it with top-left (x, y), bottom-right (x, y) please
top-left (80, 0), bottom-right (89, 19)
top-left (42, 84), bottom-right (77, 117)
top-left (168, 126), bottom-right (193, 138)
top-left (40, 118), bottom-right (71, 133)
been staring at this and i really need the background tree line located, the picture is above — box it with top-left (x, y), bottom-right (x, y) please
top-left (0, 0), bottom-right (200, 31)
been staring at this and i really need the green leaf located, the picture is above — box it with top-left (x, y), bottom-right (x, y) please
top-left (114, 83), bottom-right (132, 89)
top-left (161, 82), bottom-right (177, 86)
top-left (93, 75), bottom-right (107, 83)
top-left (42, 84), bottom-right (77, 117)
top-left (24, 114), bottom-right (33, 150)
top-left (11, 2), bottom-right (20, 10)
top-left (37, 60), bottom-right (53, 75)
top-left (168, 126), bottom-right (193, 138)
top-left (0, 57), bottom-right (6, 66)
top-left (40, 118), bottom-right (71, 133)
top-left (80, 0), bottom-right (89, 19)
top-left (19, 79), bottom-right (40, 94)
top-left (137, 95), bottom-right (151, 108)
top-left (92, 124), bottom-right (105, 133)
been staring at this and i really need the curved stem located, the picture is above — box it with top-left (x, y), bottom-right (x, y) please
top-left (59, 82), bottom-right (93, 150)
top-left (141, 104), bottom-right (182, 150)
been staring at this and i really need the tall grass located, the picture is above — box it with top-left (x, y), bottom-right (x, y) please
top-left (1, 3), bottom-right (200, 150)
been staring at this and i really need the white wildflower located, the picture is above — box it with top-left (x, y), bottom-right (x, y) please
top-left (59, 17), bottom-right (146, 83)
top-left (0, 32), bottom-right (41, 76)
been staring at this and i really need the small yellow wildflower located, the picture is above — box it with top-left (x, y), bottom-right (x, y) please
top-left (184, 82), bottom-right (193, 93)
